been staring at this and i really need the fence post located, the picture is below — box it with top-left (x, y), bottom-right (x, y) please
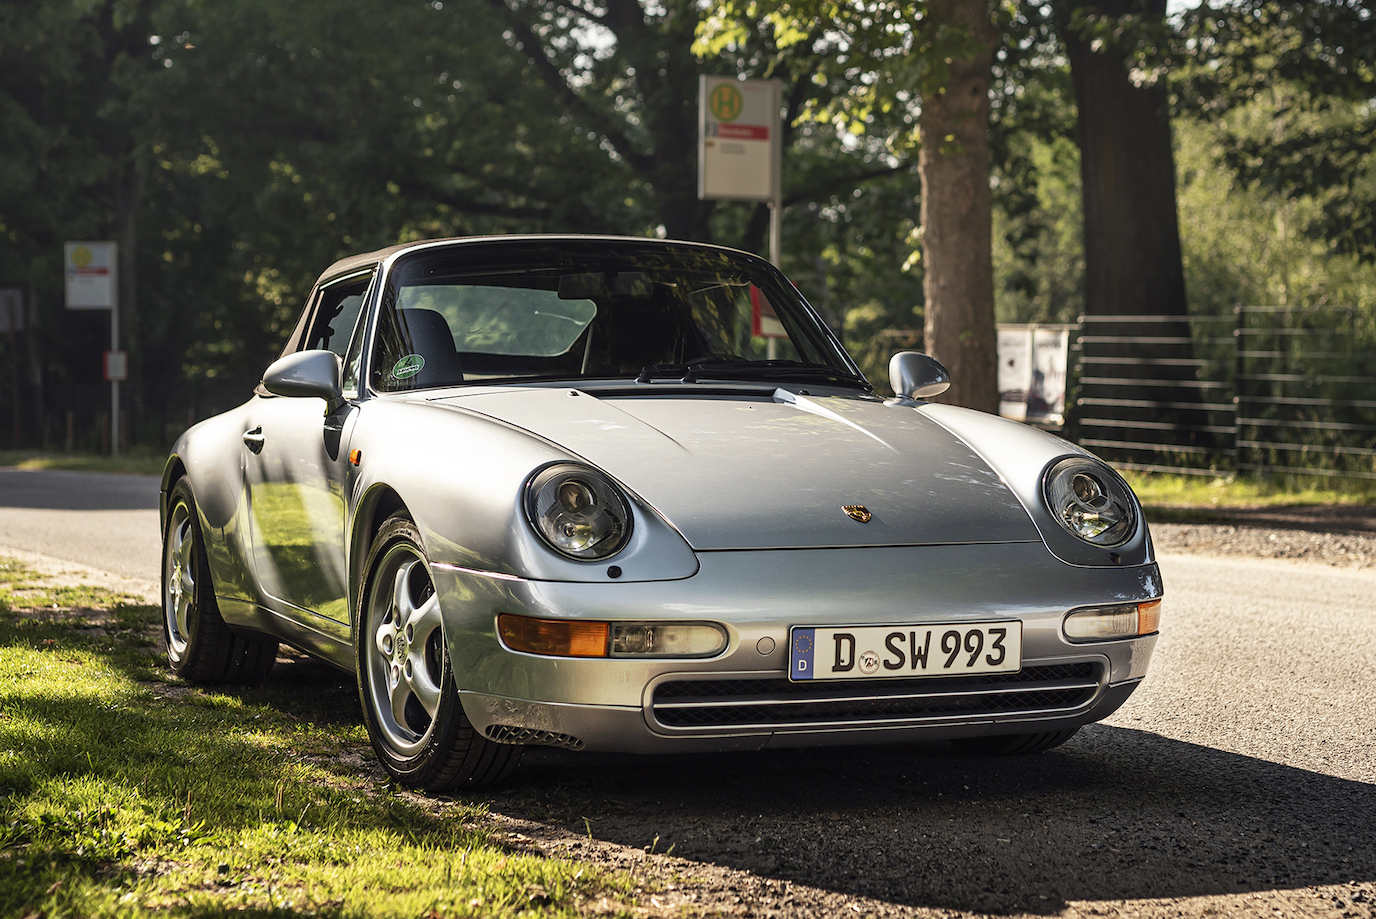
top-left (1233, 303), bottom-right (1243, 474)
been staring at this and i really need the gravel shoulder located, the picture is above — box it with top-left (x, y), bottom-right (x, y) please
top-left (1149, 504), bottom-right (1376, 568)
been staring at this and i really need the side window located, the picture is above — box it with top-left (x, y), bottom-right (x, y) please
top-left (305, 271), bottom-right (373, 396)
top-left (305, 273), bottom-right (373, 358)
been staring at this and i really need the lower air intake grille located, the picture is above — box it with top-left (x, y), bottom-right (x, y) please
top-left (651, 663), bottom-right (1100, 730)
top-left (485, 725), bottom-right (585, 750)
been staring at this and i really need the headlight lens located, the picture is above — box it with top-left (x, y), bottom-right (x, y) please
top-left (1043, 458), bottom-right (1137, 546)
top-left (525, 464), bottom-right (632, 560)
top-left (611, 622), bottom-right (727, 658)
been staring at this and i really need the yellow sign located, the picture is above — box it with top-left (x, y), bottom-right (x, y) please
top-left (71, 245), bottom-right (93, 268)
top-left (708, 83), bottom-right (743, 122)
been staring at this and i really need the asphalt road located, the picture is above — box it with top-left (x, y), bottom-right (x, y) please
top-left (1, 467), bottom-right (1373, 917)
top-left (0, 467), bottom-right (161, 581)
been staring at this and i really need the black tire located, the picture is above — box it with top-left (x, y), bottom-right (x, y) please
top-left (162, 478), bottom-right (278, 684)
top-left (952, 728), bottom-right (1080, 756)
top-left (356, 516), bottom-right (521, 791)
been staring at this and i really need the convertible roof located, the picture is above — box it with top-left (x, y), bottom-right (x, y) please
top-left (312, 235), bottom-right (751, 288)
top-left (312, 239), bottom-right (449, 286)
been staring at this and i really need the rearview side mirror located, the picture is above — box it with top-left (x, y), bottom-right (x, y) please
top-left (887, 351), bottom-right (951, 404)
top-left (262, 349), bottom-right (345, 416)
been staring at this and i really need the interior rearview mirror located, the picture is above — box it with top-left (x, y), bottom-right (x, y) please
top-left (262, 349), bottom-right (345, 416)
top-left (887, 351), bottom-right (951, 404)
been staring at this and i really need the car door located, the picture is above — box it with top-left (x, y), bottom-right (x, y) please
top-left (245, 269), bottom-right (373, 630)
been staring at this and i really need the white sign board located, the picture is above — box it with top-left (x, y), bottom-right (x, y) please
top-left (699, 76), bottom-right (782, 203)
top-left (104, 350), bottom-right (128, 382)
top-left (65, 241), bottom-right (117, 309)
top-left (997, 325), bottom-right (1070, 426)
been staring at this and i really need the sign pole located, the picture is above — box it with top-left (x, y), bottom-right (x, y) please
top-left (110, 299), bottom-right (119, 456)
top-left (64, 241), bottom-right (120, 455)
top-left (769, 201), bottom-right (782, 269)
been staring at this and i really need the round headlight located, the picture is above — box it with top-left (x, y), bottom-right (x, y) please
top-left (525, 464), bottom-right (632, 560)
top-left (1042, 458), bottom-right (1137, 547)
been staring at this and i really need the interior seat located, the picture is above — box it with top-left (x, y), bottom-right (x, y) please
top-left (396, 308), bottom-right (465, 387)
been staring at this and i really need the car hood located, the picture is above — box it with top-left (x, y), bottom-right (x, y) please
top-left (430, 386), bottom-right (1040, 550)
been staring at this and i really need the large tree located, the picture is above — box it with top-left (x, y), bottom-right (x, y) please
top-left (917, 0), bottom-right (998, 411)
top-left (700, 0), bottom-right (1002, 410)
top-left (1052, 0), bottom-right (1186, 319)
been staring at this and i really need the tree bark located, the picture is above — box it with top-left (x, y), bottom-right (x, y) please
top-left (1054, 0), bottom-right (1210, 464)
top-left (1056, 0), bottom-right (1186, 318)
top-left (918, 0), bottom-right (998, 413)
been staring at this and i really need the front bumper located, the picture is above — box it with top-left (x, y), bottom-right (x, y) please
top-left (432, 542), bottom-right (1160, 754)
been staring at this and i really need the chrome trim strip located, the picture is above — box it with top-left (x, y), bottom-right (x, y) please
top-left (653, 679), bottom-right (1100, 709)
top-left (430, 561), bottom-right (529, 583)
top-left (651, 704), bottom-right (1100, 734)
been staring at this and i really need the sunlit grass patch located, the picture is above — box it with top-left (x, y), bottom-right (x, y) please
top-left (0, 449), bottom-right (167, 477)
top-left (0, 557), bottom-right (625, 917)
top-left (1121, 471), bottom-right (1376, 509)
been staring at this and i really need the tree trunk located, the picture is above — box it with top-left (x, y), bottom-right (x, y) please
top-left (1055, 0), bottom-right (1211, 466)
top-left (918, 0), bottom-right (998, 413)
top-left (1057, 0), bottom-right (1186, 318)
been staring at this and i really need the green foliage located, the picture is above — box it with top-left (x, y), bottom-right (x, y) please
top-left (992, 133), bottom-right (1084, 324)
top-left (1174, 1), bottom-right (1376, 263)
top-left (1175, 102), bottom-right (1376, 315)
top-left (1, 0), bottom-right (935, 441)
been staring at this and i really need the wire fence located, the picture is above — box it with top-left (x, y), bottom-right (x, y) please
top-left (1071, 306), bottom-right (1376, 479)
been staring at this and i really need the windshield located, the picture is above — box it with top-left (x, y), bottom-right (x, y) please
top-left (370, 240), bottom-right (863, 392)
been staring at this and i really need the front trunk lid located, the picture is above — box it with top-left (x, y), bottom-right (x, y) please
top-left (431, 386), bottom-right (1040, 550)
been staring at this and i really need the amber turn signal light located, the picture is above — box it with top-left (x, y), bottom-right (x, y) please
top-left (498, 614), bottom-right (609, 658)
top-left (1137, 599), bottom-right (1162, 635)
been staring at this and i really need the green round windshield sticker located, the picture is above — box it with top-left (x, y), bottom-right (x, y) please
top-left (392, 354), bottom-right (425, 380)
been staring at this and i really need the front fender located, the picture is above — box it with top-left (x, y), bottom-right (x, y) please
top-left (166, 401), bottom-right (259, 603)
top-left (346, 397), bottom-right (699, 597)
top-left (915, 404), bottom-right (1154, 568)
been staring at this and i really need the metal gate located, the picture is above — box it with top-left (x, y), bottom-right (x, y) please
top-left (1072, 306), bottom-right (1376, 479)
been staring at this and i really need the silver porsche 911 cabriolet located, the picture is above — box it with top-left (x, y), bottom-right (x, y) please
top-left (161, 235), bottom-right (1161, 790)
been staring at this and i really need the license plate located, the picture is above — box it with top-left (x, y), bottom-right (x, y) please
top-left (789, 622), bottom-right (1022, 681)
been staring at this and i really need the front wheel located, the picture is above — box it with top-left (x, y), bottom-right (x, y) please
top-left (356, 516), bottom-right (521, 791)
top-left (952, 728), bottom-right (1080, 756)
top-left (162, 478), bottom-right (277, 683)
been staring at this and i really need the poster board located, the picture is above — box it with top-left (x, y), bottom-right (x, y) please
top-left (997, 325), bottom-right (1072, 426)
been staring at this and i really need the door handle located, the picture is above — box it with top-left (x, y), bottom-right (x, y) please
top-left (243, 427), bottom-right (265, 454)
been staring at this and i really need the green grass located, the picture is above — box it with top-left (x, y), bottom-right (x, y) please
top-left (0, 449), bottom-right (167, 477)
top-left (1121, 471), bottom-right (1376, 508)
top-left (0, 558), bottom-right (630, 918)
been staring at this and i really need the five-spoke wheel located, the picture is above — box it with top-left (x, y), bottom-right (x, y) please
top-left (161, 479), bottom-right (278, 683)
top-left (164, 497), bottom-right (198, 663)
top-left (356, 516), bottom-right (521, 790)
top-left (364, 549), bottom-right (447, 756)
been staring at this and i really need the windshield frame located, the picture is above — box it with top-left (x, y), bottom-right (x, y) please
top-left (361, 236), bottom-right (869, 396)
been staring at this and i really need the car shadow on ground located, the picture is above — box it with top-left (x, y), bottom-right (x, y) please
top-left (202, 657), bottom-right (1374, 915)
top-left (483, 726), bottom-right (1373, 914)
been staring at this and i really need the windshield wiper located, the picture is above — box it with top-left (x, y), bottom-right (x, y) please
top-left (635, 360), bottom-right (867, 388)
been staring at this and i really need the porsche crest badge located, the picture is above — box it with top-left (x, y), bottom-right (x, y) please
top-left (842, 505), bottom-right (872, 523)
